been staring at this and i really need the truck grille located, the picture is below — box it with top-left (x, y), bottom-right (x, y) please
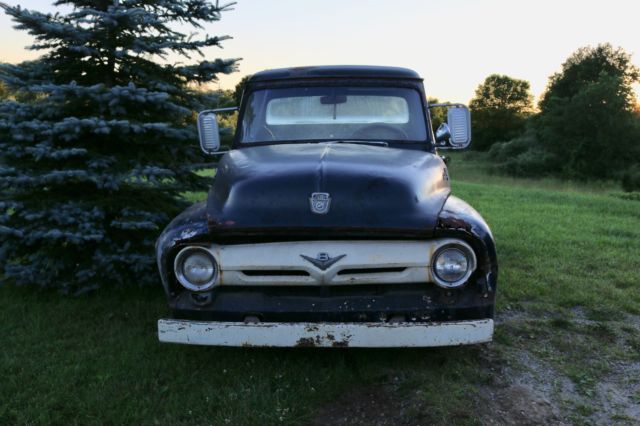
top-left (205, 240), bottom-right (463, 287)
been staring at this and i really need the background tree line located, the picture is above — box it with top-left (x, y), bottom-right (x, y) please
top-left (468, 44), bottom-right (640, 191)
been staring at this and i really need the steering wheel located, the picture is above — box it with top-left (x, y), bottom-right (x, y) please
top-left (351, 124), bottom-right (408, 140)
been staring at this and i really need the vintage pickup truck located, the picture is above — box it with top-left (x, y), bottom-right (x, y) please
top-left (156, 66), bottom-right (498, 347)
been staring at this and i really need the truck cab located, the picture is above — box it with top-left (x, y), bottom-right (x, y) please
top-left (156, 66), bottom-right (498, 347)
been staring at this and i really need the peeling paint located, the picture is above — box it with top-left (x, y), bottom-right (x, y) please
top-left (179, 228), bottom-right (199, 240)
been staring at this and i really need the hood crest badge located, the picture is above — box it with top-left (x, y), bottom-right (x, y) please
top-left (300, 252), bottom-right (346, 271)
top-left (309, 192), bottom-right (331, 214)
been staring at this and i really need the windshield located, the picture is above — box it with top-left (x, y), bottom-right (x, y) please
top-left (239, 86), bottom-right (428, 144)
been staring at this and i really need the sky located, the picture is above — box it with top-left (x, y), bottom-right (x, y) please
top-left (1, 0), bottom-right (639, 105)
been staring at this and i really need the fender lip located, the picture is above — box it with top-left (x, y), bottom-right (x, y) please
top-left (157, 318), bottom-right (494, 348)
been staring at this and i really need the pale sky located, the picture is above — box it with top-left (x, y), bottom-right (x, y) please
top-left (1, 0), bottom-right (639, 104)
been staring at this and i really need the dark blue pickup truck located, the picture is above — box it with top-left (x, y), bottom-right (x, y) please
top-left (156, 66), bottom-right (498, 347)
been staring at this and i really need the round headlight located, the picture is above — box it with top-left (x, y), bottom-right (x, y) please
top-left (174, 246), bottom-right (218, 292)
top-left (432, 243), bottom-right (476, 288)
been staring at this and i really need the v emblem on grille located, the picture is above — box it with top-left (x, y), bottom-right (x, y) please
top-left (300, 252), bottom-right (346, 271)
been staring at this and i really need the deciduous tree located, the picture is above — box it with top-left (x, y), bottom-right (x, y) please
top-left (536, 44), bottom-right (640, 179)
top-left (469, 74), bottom-right (533, 150)
top-left (427, 97), bottom-right (447, 133)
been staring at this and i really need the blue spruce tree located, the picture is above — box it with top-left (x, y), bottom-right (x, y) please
top-left (0, 1), bottom-right (238, 292)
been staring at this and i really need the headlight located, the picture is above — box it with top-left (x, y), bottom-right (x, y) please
top-left (432, 243), bottom-right (476, 288)
top-left (174, 246), bottom-right (218, 292)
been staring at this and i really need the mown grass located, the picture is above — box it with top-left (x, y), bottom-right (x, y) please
top-left (2, 151), bottom-right (639, 424)
top-left (1, 284), bottom-right (492, 425)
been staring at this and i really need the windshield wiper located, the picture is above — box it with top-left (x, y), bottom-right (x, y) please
top-left (329, 140), bottom-right (389, 147)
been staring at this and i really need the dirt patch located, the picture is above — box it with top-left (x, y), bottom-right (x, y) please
top-left (488, 315), bottom-right (640, 425)
top-left (310, 313), bottom-right (640, 425)
top-left (478, 384), bottom-right (562, 426)
top-left (311, 387), bottom-right (421, 426)
top-left (311, 375), bottom-right (563, 426)
top-left (589, 362), bottom-right (640, 425)
top-left (474, 342), bottom-right (566, 426)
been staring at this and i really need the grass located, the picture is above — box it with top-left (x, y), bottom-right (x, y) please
top-left (2, 150), bottom-right (640, 424)
top-left (0, 286), bottom-right (491, 425)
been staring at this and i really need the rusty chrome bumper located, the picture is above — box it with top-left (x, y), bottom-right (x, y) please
top-left (157, 319), bottom-right (494, 348)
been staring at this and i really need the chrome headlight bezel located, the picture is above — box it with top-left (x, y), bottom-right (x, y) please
top-left (174, 246), bottom-right (219, 292)
top-left (431, 242), bottom-right (477, 289)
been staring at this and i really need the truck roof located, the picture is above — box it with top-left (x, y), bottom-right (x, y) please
top-left (249, 65), bottom-right (422, 82)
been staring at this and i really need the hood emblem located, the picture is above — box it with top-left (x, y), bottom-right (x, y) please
top-left (309, 192), bottom-right (331, 214)
top-left (300, 252), bottom-right (346, 270)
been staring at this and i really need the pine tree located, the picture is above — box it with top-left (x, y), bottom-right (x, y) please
top-left (0, 1), bottom-right (238, 292)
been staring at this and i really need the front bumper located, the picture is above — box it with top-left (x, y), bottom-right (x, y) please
top-left (157, 318), bottom-right (494, 348)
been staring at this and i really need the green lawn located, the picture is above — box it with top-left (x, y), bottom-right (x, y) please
top-left (2, 152), bottom-right (639, 425)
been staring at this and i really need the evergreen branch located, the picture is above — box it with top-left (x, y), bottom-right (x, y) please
top-left (0, 3), bottom-right (93, 44)
top-left (175, 58), bottom-right (239, 83)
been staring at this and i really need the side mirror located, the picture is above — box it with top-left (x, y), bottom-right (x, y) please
top-left (197, 111), bottom-right (221, 154)
top-left (429, 103), bottom-right (472, 150)
top-left (435, 123), bottom-right (451, 143)
top-left (197, 107), bottom-right (239, 155)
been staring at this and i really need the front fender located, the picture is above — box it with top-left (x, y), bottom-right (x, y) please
top-left (155, 202), bottom-right (210, 296)
top-left (435, 196), bottom-right (498, 292)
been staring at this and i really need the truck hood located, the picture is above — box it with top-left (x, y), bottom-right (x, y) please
top-left (206, 143), bottom-right (450, 237)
